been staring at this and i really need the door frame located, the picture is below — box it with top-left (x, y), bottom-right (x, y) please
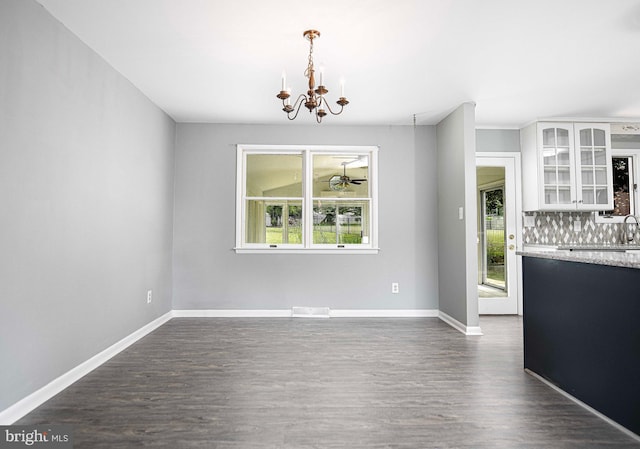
top-left (476, 152), bottom-right (523, 315)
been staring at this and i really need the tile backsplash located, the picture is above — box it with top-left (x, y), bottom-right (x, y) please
top-left (523, 211), bottom-right (626, 246)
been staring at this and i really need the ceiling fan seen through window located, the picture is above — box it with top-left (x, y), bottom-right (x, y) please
top-left (329, 163), bottom-right (368, 192)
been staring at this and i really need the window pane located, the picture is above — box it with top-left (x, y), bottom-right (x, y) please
top-left (594, 129), bottom-right (606, 147)
top-left (614, 190), bottom-right (631, 215)
top-left (482, 188), bottom-right (505, 291)
top-left (582, 188), bottom-right (594, 204)
top-left (595, 188), bottom-right (608, 204)
top-left (557, 129), bottom-right (569, 147)
top-left (557, 147), bottom-right (570, 165)
top-left (543, 149), bottom-right (556, 166)
top-left (593, 149), bottom-right (606, 165)
top-left (594, 167), bottom-right (607, 184)
top-left (313, 200), bottom-right (369, 245)
top-left (245, 200), bottom-right (302, 244)
top-left (246, 154), bottom-right (303, 197)
top-left (581, 168), bottom-right (594, 185)
top-left (542, 128), bottom-right (556, 147)
top-left (580, 129), bottom-right (592, 147)
top-left (581, 149), bottom-right (593, 165)
top-left (544, 188), bottom-right (557, 204)
top-left (544, 168), bottom-right (556, 184)
top-left (601, 157), bottom-right (632, 217)
top-left (313, 154), bottom-right (369, 198)
top-left (558, 187), bottom-right (572, 203)
top-left (558, 167), bottom-right (571, 184)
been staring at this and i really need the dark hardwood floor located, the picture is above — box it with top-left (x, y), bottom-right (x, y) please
top-left (17, 317), bottom-right (640, 448)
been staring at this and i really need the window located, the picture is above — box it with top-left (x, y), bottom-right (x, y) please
top-left (596, 151), bottom-right (640, 223)
top-left (235, 145), bottom-right (378, 253)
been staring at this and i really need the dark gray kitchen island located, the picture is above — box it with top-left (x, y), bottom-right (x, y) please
top-left (521, 249), bottom-right (640, 438)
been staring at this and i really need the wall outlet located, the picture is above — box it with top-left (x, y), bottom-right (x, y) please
top-left (146, 290), bottom-right (152, 304)
top-left (391, 282), bottom-right (399, 294)
top-left (524, 215), bottom-right (535, 227)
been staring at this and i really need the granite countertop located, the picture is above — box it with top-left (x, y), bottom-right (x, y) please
top-left (518, 245), bottom-right (640, 269)
top-left (556, 244), bottom-right (640, 251)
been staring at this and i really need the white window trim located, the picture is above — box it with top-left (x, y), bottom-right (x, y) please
top-left (594, 148), bottom-right (640, 224)
top-left (235, 144), bottom-right (379, 254)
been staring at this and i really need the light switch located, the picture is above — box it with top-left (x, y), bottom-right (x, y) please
top-left (458, 207), bottom-right (464, 220)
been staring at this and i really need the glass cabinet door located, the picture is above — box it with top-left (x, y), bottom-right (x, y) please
top-left (574, 124), bottom-right (613, 210)
top-left (539, 125), bottom-right (575, 209)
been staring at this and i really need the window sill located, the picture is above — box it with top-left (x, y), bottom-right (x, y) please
top-left (594, 214), bottom-right (627, 224)
top-left (234, 247), bottom-right (380, 255)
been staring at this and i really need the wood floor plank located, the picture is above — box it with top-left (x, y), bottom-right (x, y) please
top-left (17, 317), bottom-right (640, 448)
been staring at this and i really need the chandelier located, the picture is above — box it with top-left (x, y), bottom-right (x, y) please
top-left (277, 30), bottom-right (349, 123)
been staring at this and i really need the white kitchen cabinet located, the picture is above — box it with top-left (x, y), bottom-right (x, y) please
top-left (521, 122), bottom-right (613, 211)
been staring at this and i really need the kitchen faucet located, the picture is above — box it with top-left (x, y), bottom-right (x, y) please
top-left (622, 214), bottom-right (640, 244)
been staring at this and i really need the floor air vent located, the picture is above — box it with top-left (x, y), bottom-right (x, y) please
top-left (291, 307), bottom-right (331, 318)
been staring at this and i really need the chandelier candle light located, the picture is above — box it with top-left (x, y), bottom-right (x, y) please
top-left (277, 30), bottom-right (349, 123)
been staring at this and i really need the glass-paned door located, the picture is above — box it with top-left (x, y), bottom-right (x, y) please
top-left (477, 156), bottom-right (519, 315)
top-left (540, 125), bottom-right (574, 208)
top-left (575, 124), bottom-right (613, 209)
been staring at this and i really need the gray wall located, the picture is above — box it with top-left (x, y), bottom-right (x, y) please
top-left (0, 0), bottom-right (175, 411)
top-left (173, 124), bottom-right (439, 311)
top-left (437, 103), bottom-right (479, 327)
top-left (476, 129), bottom-right (520, 153)
top-left (414, 125), bottom-right (440, 311)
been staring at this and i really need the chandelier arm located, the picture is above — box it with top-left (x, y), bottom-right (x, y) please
top-left (286, 94), bottom-right (308, 121)
top-left (322, 100), bottom-right (345, 116)
top-left (282, 93), bottom-right (307, 111)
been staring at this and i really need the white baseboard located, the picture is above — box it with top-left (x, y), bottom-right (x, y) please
top-left (525, 369), bottom-right (640, 442)
top-left (172, 309), bottom-right (440, 318)
top-left (331, 309), bottom-right (439, 318)
top-left (438, 311), bottom-right (483, 336)
top-left (172, 309), bottom-right (292, 318)
top-left (0, 311), bottom-right (173, 425)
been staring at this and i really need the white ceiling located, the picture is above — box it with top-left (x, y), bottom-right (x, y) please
top-left (35, 0), bottom-right (640, 127)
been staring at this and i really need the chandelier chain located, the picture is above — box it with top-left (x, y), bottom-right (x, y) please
top-left (304, 37), bottom-right (314, 80)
